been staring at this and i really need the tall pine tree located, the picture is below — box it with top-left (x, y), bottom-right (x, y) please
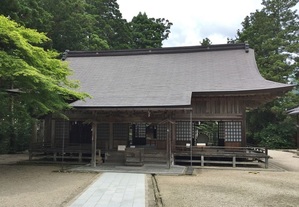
top-left (235, 0), bottom-right (299, 148)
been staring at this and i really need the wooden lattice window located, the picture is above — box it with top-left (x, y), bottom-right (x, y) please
top-left (134, 123), bottom-right (146, 138)
top-left (219, 121), bottom-right (242, 142)
top-left (157, 124), bottom-right (167, 140)
top-left (176, 121), bottom-right (195, 141)
top-left (218, 122), bottom-right (225, 140)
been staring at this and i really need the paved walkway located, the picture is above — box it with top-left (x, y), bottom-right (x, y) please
top-left (69, 172), bottom-right (146, 207)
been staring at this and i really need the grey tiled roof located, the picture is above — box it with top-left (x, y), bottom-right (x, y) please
top-left (67, 44), bottom-right (293, 108)
top-left (288, 107), bottom-right (299, 115)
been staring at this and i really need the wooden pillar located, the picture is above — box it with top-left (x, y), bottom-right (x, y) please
top-left (241, 108), bottom-right (247, 147)
top-left (190, 110), bottom-right (193, 167)
top-left (171, 122), bottom-right (176, 152)
top-left (201, 155), bottom-right (204, 167)
top-left (91, 122), bottom-right (97, 167)
top-left (232, 156), bottom-right (236, 167)
top-left (109, 123), bottom-right (113, 150)
top-left (31, 119), bottom-right (37, 144)
top-left (51, 120), bottom-right (55, 147)
top-left (166, 122), bottom-right (171, 168)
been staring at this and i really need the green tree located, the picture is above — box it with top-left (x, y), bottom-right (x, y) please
top-left (235, 0), bottom-right (299, 148)
top-left (0, 16), bottom-right (88, 152)
top-left (43, 0), bottom-right (109, 51)
top-left (130, 12), bottom-right (173, 49)
top-left (200, 38), bottom-right (212, 46)
top-left (0, 0), bottom-right (110, 51)
top-left (0, 0), bottom-right (52, 32)
top-left (86, 0), bottom-right (132, 49)
top-left (0, 1), bottom-right (173, 51)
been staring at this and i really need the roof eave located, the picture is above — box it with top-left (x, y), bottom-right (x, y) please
top-left (64, 43), bottom-right (248, 58)
top-left (71, 105), bottom-right (193, 111)
top-left (192, 86), bottom-right (294, 97)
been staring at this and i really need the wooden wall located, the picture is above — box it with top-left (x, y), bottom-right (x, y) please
top-left (46, 96), bottom-right (250, 149)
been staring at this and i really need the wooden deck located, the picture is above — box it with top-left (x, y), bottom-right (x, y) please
top-left (173, 145), bottom-right (269, 168)
top-left (29, 142), bottom-right (269, 168)
top-left (29, 142), bottom-right (96, 162)
top-left (29, 143), bottom-right (168, 165)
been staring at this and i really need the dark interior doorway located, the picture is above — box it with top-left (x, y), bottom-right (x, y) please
top-left (69, 121), bottom-right (92, 144)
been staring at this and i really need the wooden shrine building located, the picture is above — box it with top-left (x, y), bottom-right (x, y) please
top-left (30, 43), bottom-right (293, 167)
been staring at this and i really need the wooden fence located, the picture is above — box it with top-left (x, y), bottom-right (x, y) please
top-left (173, 145), bottom-right (269, 168)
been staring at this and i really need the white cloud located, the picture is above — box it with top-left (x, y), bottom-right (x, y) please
top-left (117, 0), bottom-right (298, 47)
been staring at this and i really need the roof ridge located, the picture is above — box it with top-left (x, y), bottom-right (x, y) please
top-left (63, 43), bottom-right (249, 59)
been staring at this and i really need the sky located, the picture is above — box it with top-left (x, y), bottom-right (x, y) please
top-left (117, 0), bottom-right (297, 47)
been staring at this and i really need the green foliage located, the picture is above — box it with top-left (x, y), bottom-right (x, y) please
top-left (0, 1), bottom-right (173, 152)
top-left (43, 0), bottom-right (109, 51)
top-left (197, 122), bottom-right (218, 135)
top-left (0, 92), bottom-right (32, 153)
top-left (237, 0), bottom-right (299, 83)
top-left (0, 1), bottom-right (172, 51)
top-left (86, 0), bottom-right (133, 49)
top-left (248, 108), bottom-right (296, 148)
top-left (0, 15), bottom-right (88, 116)
top-left (200, 38), bottom-right (212, 46)
top-left (234, 0), bottom-right (299, 148)
top-left (130, 12), bottom-right (173, 49)
top-left (246, 93), bottom-right (299, 148)
top-left (0, 16), bottom-right (88, 152)
top-left (0, 0), bottom-right (52, 32)
top-left (0, 94), bottom-right (11, 153)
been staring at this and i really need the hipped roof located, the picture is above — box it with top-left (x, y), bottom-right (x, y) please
top-left (66, 44), bottom-right (293, 108)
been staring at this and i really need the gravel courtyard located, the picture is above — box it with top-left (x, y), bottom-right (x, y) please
top-left (0, 154), bottom-right (98, 207)
top-left (0, 150), bottom-right (298, 207)
top-left (156, 169), bottom-right (299, 207)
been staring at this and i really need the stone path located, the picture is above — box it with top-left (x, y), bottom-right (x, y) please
top-left (69, 172), bottom-right (145, 207)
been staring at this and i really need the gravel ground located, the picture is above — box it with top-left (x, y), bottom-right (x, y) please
top-left (156, 150), bottom-right (299, 207)
top-left (1, 151), bottom-right (299, 207)
top-left (0, 154), bottom-right (98, 207)
top-left (156, 168), bottom-right (299, 207)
